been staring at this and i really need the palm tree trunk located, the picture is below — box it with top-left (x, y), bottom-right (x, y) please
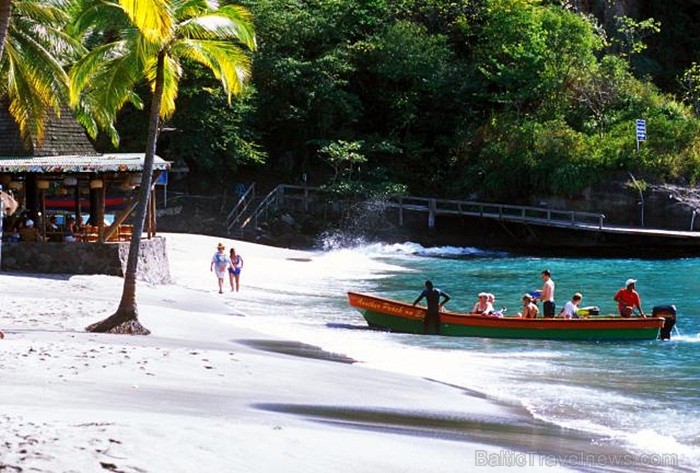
top-left (0, 0), bottom-right (12, 62)
top-left (86, 52), bottom-right (167, 335)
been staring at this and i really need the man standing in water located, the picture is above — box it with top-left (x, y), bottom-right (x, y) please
top-left (540, 269), bottom-right (556, 318)
top-left (412, 280), bottom-right (451, 335)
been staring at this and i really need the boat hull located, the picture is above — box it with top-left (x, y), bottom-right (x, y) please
top-left (348, 292), bottom-right (664, 340)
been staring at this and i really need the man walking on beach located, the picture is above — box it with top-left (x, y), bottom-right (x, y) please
top-left (540, 269), bottom-right (556, 318)
top-left (413, 280), bottom-right (451, 335)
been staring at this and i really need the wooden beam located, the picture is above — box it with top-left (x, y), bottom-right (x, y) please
top-left (103, 195), bottom-right (139, 241)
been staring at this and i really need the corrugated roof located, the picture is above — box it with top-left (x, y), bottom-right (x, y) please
top-left (0, 153), bottom-right (170, 173)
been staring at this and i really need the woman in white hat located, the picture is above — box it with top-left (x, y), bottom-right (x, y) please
top-left (210, 242), bottom-right (231, 294)
top-left (472, 292), bottom-right (494, 314)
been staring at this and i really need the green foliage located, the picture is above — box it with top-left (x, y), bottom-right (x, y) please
top-left (611, 16), bottom-right (661, 58)
top-left (679, 63), bottom-right (700, 116)
top-left (0, 0), bottom-right (83, 143)
top-left (318, 139), bottom-right (366, 185)
top-left (60, 0), bottom-right (700, 202)
top-left (167, 62), bottom-right (265, 180)
top-left (475, 0), bottom-right (602, 115)
top-left (317, 139), bottom-right (406, 199)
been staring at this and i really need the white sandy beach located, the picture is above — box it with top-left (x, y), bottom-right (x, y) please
top-left (0, 233), bottom-right (609, 472)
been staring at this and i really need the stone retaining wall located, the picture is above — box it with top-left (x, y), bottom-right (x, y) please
top-left (1, 236), bottom-right (171, 284)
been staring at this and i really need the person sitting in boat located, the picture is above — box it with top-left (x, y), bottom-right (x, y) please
top-left (614, 279), bottom-right (645, 318)
top-left (558, 293), bottom-right (582, 319)
top-left (517, 294), bottom-right (539, 318)
top-left (487, 293), bottom-right (496, 306)
top-left (472, 292), bottom-right (494, 315)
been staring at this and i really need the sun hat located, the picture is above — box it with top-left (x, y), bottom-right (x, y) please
top-left (625, 278), bottom-right (637, 287)
top-left (478, 292), bottom-right (488, 298)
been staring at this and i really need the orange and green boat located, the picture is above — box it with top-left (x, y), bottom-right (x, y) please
top-left (347, 292), bottom-right (673, 340)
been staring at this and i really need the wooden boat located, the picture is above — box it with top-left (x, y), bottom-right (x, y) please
top-left (347, 292), bottom-right (669, 340)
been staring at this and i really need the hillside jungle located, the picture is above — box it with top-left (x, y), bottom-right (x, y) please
top-left (97, 0), bottom-right (700, 216)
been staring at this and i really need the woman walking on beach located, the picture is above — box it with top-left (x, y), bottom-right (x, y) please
top-left (210, 243), bottom-right (231, 294)
top-left (228, 247), bottom-right (244, 292)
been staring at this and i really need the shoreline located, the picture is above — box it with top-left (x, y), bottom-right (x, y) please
top-left (0, 233), bottom-right (690, 472)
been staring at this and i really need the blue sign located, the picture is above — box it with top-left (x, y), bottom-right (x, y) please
top-left (155, 171), bottom-right (168, 186)
top-left (636, 119), bottom-right (647, 141)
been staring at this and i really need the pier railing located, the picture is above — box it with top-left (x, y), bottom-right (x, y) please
top-left (387, 195), bottom-right (606, 230)
top-left (231, 185), bottom-right (607, 232)
top-left (226, 183), bottom-right (256, 234)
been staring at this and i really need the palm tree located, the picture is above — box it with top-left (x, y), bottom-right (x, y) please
top-left (0, 0), bottom-right (82, 143)
top-left (69, 0), bottom-right (256, 334)
top-left (0, 0), bottom-right (11, 61)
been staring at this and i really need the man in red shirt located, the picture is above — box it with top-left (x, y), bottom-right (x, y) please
top-left (614, 279), bottom-right (645, 317)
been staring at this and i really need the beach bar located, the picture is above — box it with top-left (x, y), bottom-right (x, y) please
top-left (0, 107), bottom-right (171, 283)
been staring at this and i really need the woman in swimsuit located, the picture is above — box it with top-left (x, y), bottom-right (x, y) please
top-left (228, 247), bottom-right (244, 292)
top-left (518, 294), bottom-right (539, 319)
top-left (472, 292), bottom-right (494, 314)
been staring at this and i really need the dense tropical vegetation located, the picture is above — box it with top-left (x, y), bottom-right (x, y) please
top-left (2, 0), bottom-right (700, 203)
top-left (93, 0), bottom-right (700, 202)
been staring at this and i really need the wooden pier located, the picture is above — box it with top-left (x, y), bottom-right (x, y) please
top-left (385, 195), bottom-right (700, 243)
top-left (227, 185), bottom-right (700, 251)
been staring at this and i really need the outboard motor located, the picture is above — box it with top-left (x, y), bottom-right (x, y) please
top-left (653, 305), bottom-right (677, 340)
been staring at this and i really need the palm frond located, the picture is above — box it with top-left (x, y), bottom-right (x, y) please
top-left (0, 0), bottom-right (85, 143)
top-left (69, 41), bottom-right (129, 106)
top-left (3, 42), bottom-right (57, 143)
top-left (172, 39), bottom-right (250, 100)
top-left (172, 0), bottom-right (217, 22)
top-left (215, 5), bottom-right (256, 50)
top-left (178, 5), bottom-right (255, 50)
top-left (12, 0), bottom-right (69, 27)
top-left (67, 0), bottom-right (128, 39)
top-left (8, 23), bottom-right (69, 99)
top-left (119, 0), bottom-right (174, 44)
top-left (144, 53), bottom-right (181, 118)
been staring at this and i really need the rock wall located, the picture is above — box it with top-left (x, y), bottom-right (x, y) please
top-left (1, 236), bottom-right (171, 284)
top-left (533, 182), bottom-right (700, 231)
top-left (569, 0), bottom-right (640, 27)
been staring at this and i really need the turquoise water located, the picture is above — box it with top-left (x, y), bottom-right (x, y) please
top-left (234, 242), bottom-right (700, 470)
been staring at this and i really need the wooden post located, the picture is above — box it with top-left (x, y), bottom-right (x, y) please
top-left (428, 199), bottom-right (436, 229)
top-left (278, 185), bottom-right (285, 208)
top-left (74, 182), bottom-right (82, 224)
top-left (39, 188), bottom-right (47, 240)
top-left (97, 183), bottom-right (105, 242)
top-left (145, 188), bottom-right (152, 239)
top-left (151, 187), bottom-right (158, 236)
top-left (147, 188), bottom-right (156, 238)
top-left (398, 197), bottom-right (403, 226)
